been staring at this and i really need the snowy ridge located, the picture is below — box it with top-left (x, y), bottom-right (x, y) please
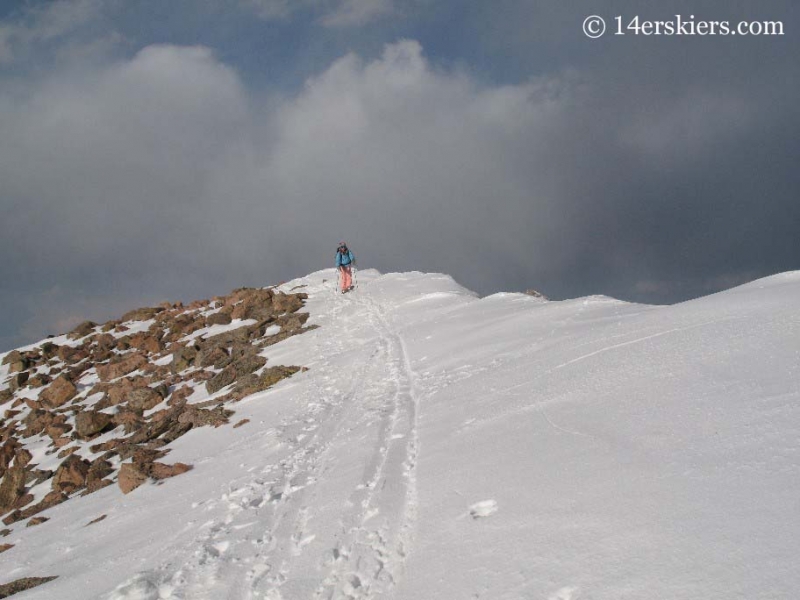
top-left (2, 268), bottom-right (799, 599)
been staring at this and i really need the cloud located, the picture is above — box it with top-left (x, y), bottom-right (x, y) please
top-left (0, 25), bottom-right (798, 350)
top-left (240, 0), bottom-right (396, 26)
top-left (321, 0), bottom-right (395, 27)
top-left (0, 0), bottom-right (106, 64)
top-left (240, 0), bottom-right (295, 21)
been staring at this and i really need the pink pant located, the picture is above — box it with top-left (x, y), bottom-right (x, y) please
top-left (340, 266), bottom-right (352, 291)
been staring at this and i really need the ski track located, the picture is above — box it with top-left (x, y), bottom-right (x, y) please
top-left (107, 281), bottom-right (420, 600)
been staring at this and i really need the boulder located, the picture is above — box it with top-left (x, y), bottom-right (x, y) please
top-left (118, 463), bottom-right (148, 494)
top-left (21, 409), bottom-right (54, 437)
top-left (234, 366), bottom-right (302, 398)
top-left (126, 387), bottom-right (163, 412)
top-left (85, 459), bottom-right (114, 494)
top-left (147, 462), bottom-right (192, 480)
top-left (0, 576), bottom-right (59, 597)
top-left (7, 358), bottom-right (29, 374)
top-left (3, 350), bottom-right (31, 374)
top-left (102, 320), bottom-right (121, 332)
top-left (39, 376), bottom-right (77, 409)
top-left (68, 320), bottom-right (97, 340)
top-left (1, 351), bottom-right (23, 366)
top-left (0, 441), bottom-right (19, 474)
top-left (111, 409), bottom-right (145, 434)
top-left (197, 346), bottom-right (230, 369)
top-left (205, 312), bottom-right (232, 327)
top-left (7, 372), bottom-right (29, 392)
top-left (524, 289), bottom-right (549, 300)
top-left (206, 365), bottom-right (237, 395)
top-left (75, 411), bottom-right (113, 439)
top-left (233, 354), bottom-right (267, 376)
top-left (129, 332), bottom-right (163, 354)
top-left (167, 386), bottom-right (193, 406)
top-left (56, 345), bottom-right (84, 364)
top-left (97, 353), bottom-right (147, 382)
top-left (120, 306), bottom-right (164, 322)
top-left (93, 333), bottom-right (117, 351)
top-left (0, 465), bottom-right (27, 514)
top-left (39, 342), bottom-right (60, 359)
top-left (27, 373), bottom-right (52, 388)
top-left (52, 455), bottom-right (91, 493)
top-left (170, 344), bottom-right (199, 373)
top-left (14, 449), bottom-right (32, 469)
top-left (45, 423), bottom-right (72, 441)
top-left (230, 289), bottom-right (276, 321)
top-left (272, 292), bottom-right (305, 314)
top-left (177, 405), bottom-right (233, 429)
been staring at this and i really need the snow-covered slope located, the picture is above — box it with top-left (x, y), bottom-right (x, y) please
top-left (2, 269), bottom-right (799, 599)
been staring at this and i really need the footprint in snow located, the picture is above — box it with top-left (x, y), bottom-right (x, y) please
top-left (468, 499), bottom-right (498, 519)
top-left (548, 586), bottom-right (580, 600)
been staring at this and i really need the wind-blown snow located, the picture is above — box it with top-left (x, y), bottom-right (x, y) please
top-left (2, 268), bottom-right (799, 599)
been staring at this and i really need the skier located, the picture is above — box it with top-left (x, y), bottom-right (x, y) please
top-left (336, 242), bottom-right (355, 293)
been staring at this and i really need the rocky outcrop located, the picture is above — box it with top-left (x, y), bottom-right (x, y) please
top-left (0, 284), bottom-right (311, 529)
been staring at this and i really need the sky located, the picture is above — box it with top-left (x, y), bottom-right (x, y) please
top-left (0, 0), bottom-right (798, 351)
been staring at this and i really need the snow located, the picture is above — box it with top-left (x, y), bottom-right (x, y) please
top-left (2, 268), bottom-right (800, 599)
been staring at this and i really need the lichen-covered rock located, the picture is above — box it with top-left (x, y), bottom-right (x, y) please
top-left (206, 365), bottom-right (237, 395)
top-left (39, 375), bottom-right (77, 409)
top-left (235, 366), bottom-right (303, 398)
top-left (176, 405), bottom-right (233, 429)
top-left (170, 344), bottom-right (199, 373)
top-left (196, 346), bottom-right (230, 369)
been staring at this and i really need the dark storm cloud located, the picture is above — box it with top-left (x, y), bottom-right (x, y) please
top-left (0, 0), bottom-right (798, 350)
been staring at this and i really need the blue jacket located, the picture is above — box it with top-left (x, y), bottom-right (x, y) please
top-left (336, 249), bottom-right (354, 267)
